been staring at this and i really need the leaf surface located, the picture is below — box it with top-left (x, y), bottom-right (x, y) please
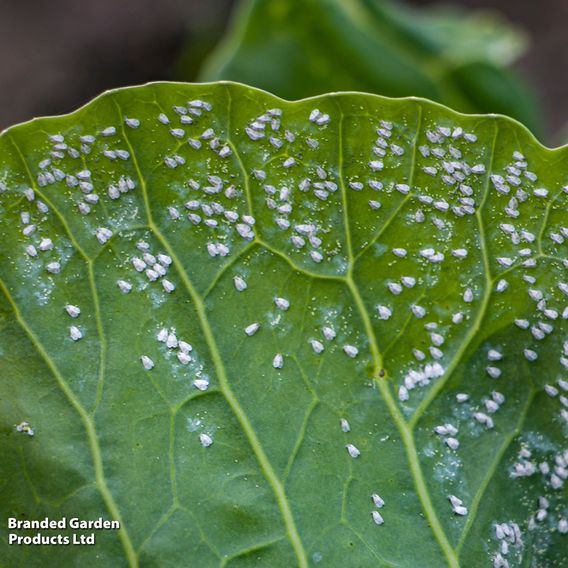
top-left (0, 82), bottom-right (567, 567)
top-left (199, 0), bottom-right (541, 134)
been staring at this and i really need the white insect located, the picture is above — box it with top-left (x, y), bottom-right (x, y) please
top-left (117, 280), bottom-right (132, 294)
top-left (401, 276), bottom-right (416, 288)
top-left (193, 379), bottom-right (209, 391)
top-left (234, 276), bottom-right (247, 292)
top-left (46, 262), bottom-right (61, 274)
top-left (274, 297), bottom-right (290, 311)
top-left (323, 326), bottom-right (336, 340)
top-left (371, 511), bottom-right (384, 525)
top-left (245, 323), bottom-right (260, 336)
top-left (310, 340), bottom-right (324, 354)
top-left (26, 245), bottom-right (37, 257)
top-left (411, 305), bottom-right (426, 318)
top-left (387, 282), bottom-right (402, 296)
top-left (486, 367), bottom-right (502, 379)
top-left (125, 117), bottom-right (140, 128)
top-left (448, 495), bottom-right (468, 516)
top-left (487, 349), bottom-right (502, 361)
top-left (346, 444), bottom-right (360, 458)
top-left (16, 421), bottom-right (34, 436)
top-left (199, 433), bottom-right (213, 448)
top-left (39, 238), bottom-right (53, 251)
top-left (69, 326), bottom-right (83, 341)
top-left (445, 437), bottom-right (460, 450)
top-left (372, 493), bottom-right (385, 508)
top-left (64, 305), bottom-right (81, 318)
top-left (177, 352), bottom-right (191, 365)
top-left (166, 333), bottom-right (178, 349)
top-left (377, 305), bottom-right (392, 320)
top-left (343, 345), bottom-right (359, 358)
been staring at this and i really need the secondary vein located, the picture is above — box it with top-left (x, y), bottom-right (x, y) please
top-left (409, 120), bottom-right (499, 429)
top-left (346, 275), bottom-right (460, 568)
top-left (8, 135), bottom-right (109, 415)
top-left (0, 276), bottom-right (138, 567)
top-left (336, 100), bottom-right (459, 567)
top-left (118, 101), bottom-right (309, 568)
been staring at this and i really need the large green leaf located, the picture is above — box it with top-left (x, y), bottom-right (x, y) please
top-left (1, 82), bottom-right (566, 567)
top-left (198, 0), bottom-right (542, 136)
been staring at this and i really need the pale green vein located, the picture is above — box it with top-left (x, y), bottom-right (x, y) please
top-left (456, 389), bottom-right (535, 554)
top-left (290, 354), bottom-right (321, 401)
top-left (225, 85), bottom-right (255, 221)
top-left (336, 107), bottom-right (354, 261)
top-left (296, 278), bottom-right (313, 352)
top-left (536, 185), bottom-right (565, 255)
top-left (7, 135), bottom-right (109, 415)
top-left (256, 238), bottom-right (346, 282)
top-left (382, 289), bottom-right (427, 357)
top-left (409, 119), bottom-right (499, 429)
top-left (203, 240), bottom-right (256, 299)
top-left (346, 275), bottom-right (460, 568)
top-left (118, 106), bottom-right (309, 568)
top-left (353, 103), bottom-right (423, 263)
top-left (340, 467), bottom-right (354, 522)
top-left (137, 503), bottom-right (178, 555)
top-left (0, 276), bottom-right (138, 567)
top-left (178, 504), bottom-right (223, 560)
top-left (18, 448), bottom-right (41, 505)
top-left (491, 250), bottom-right (559, 282)
top-left (219, 536), bottom-right (286, 568)
top-left (341, 520), bottom-right (402, 568)
top-left (53, 482), bottom-right (97, 509)
top-left (142, 368), bottom-right (172, 408)
top-left (90, 225), bottom-right (152, 263)
top-left (169, 411), bottom-right (179, 506)
top-left (173, 388), bottom-right (219, 414)
top-left (282, 397), bottom-right (319, 483)
top-left (333, 100), bottom-right (458, 567)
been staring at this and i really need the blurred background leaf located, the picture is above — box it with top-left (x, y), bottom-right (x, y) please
top-left (197, 0), bottom-right (541, 134)
top-left (5, 0), bottom-right (568, 143)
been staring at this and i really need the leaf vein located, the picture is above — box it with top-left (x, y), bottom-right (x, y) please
top-left (409, 119), bottom-right (499, 429)
top-left (118, 102), bottom-right (309, 568)
top-left (0, 275), bottom-right (138, 567)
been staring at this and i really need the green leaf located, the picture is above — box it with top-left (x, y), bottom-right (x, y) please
top-left (1, 82), bottom-right (566, 568)
top-left (199, 0), bottom-right (542, 135)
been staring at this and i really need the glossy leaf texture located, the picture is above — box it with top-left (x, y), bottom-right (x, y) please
top-left (1, 82), bottom-right (567, 568)
top-left (199, 0), bottom-right (542, 136)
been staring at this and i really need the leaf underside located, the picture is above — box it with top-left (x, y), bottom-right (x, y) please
top-left (0, 82), bottom-right (567, 568)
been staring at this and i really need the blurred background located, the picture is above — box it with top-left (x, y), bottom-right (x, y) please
top-left (0, 0), bottom-right (566, 144)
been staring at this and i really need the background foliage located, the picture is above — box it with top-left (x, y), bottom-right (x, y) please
top-left (2, 0), bottom-right (568, 142)
top-left (200, 0), bottom-right (541, 133)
